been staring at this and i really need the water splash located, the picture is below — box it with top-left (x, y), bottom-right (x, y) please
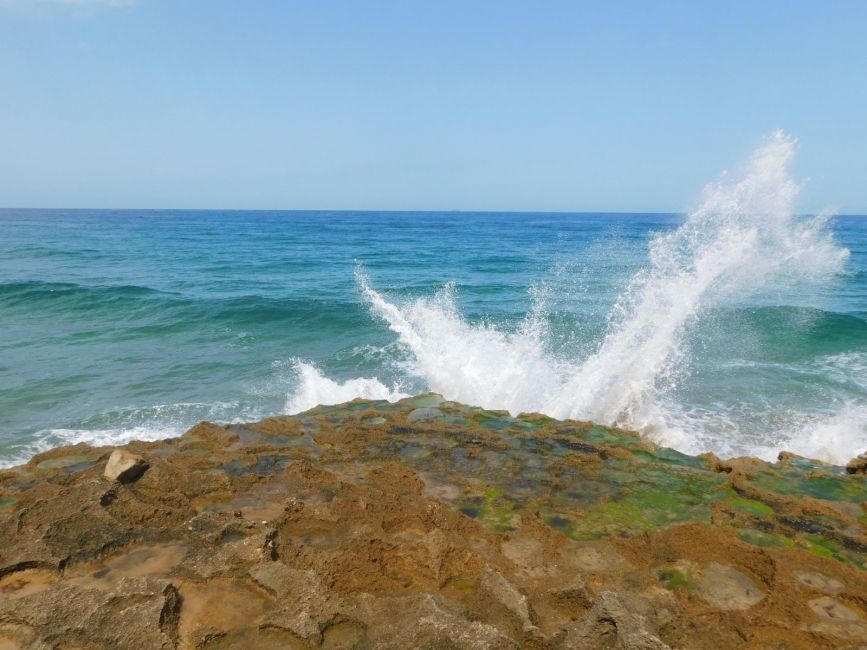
top-left (288, 132), bottom-right (860, 461)
top-left (285, 360), bottom-right (408, 414)
top-left (547, 131), bottom-right (846, 428)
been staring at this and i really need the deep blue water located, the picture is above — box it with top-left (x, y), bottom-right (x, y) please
top-left (0, 209), bottom-right (865, 465)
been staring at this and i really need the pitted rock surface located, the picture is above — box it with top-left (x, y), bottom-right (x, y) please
top-left (0, 395), bottom-right (865, 648)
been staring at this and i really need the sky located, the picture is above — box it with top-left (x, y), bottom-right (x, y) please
top-left (0, 0), bottom-right (866, 212)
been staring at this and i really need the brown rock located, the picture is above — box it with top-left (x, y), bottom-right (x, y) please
top-left (846, 453), bottom-right (867, 474)
top-left (103, 449), bottom-right (149, 483)
top-left (250, 561), bottom-right (342, 644)
top-left (352, 592), bottom-right (517, 649)
top-left (477, 565), bottom-right (539, 636)
top-left (559, 591), bottom-right (671, 650)
top-left (0, 577), bottom-right (179, 650)
top-left (0, 398), bottom-right (865, 649)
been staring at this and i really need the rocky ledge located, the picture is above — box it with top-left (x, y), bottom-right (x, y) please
top-left (0, 395), bottom-right (865, 649)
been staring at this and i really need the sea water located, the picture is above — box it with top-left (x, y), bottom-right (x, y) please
top-left (1, 133), bottom-right (865, 465)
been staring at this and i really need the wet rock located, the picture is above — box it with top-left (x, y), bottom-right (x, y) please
top-left (806, 596), bottom-right (867, 642)
top-left (104, 449), bottom-right (149, 483)
top-left (809, 596), bottom-right (862, 622)
top-left (572, 544), bottom-right (628, 573)
top-left (846, 453), bottom-right (867, 474)
top-left (186, 528), bottom-right (273, 579)
top-left (407, 406), bottom-right (444, 422)
top-left (177, 578), bottom-right (271, 645)
top-left (694, 563), bottom-right (765, 611)
top-left (794, 570), bottom-right (844, 594)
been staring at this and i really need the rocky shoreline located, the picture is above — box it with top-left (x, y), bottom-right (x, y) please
top-left (0, 394), bottom-right (865, 649)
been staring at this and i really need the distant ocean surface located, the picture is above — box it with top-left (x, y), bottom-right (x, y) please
top-left (1, 148), bottom-right (866, 467)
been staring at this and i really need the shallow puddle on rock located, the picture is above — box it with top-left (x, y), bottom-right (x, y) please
top-left (322, 620), bottom-right (366, 648)
top-left (224, 490), bottom-right (290, 522)
top-left (202, 628), bottom-right (308, 649)
top-left (696, 563), bottom-right (765, 610)
top-left (67, 543), bottom-right (187, 589)
top-left (501, 537), bottom-right (544, 571)
top-left (795, 570), bottom-right (844, 594)
top-left (421, 476), bottom-right (461, 501)
top-left (35, 454), bottom-right (92, 472)
top-left (407, 407), bottom-right (444, 423)
top-left (399, 444), bottom-right (433, 461)
top-left (179, 579), bottom-right (272, 643)
top-left (0, 569), bottom-right (57, 600)
top-left (808, 596), bottom-right (863, 621)
top-left (569, 543), bottom-right (628, 573)
top-left (222, 455), bottom-right (291, 477)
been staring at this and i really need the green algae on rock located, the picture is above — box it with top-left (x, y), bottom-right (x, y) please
top-left (0, 394), bottom-right (865, 649)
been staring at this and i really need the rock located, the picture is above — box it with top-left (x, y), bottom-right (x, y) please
top-left (0, 577), bottom-right (179, 650)
top-left (0, 397), bottom-right (865, 648)
top-left (352, 592), bottom-right (517, 649)
top-left (846, 453), bottom-right (867, 474)
top-left (104, 449), bottom-right (149, 483)
top-left (250, 561), bottom-right (341, 644)
top-left (559, 591), bottom-right (671, 650)
top-left (477, 565), bottom-right (539, 636)
top-left (186, 527), bottom-right (274, 578)
top-left (550, 575), bottom-right (593, 610)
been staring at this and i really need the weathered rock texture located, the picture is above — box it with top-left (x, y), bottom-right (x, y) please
top-left (0, 394), bottom-right (864, 649)
top-left (103, 448), bottom-right (149, 483)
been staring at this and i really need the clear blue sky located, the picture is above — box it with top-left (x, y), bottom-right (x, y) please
top-left (1, 0), bottom-right (865, 212)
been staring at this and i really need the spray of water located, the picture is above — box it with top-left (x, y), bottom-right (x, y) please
top-left (288, 132), bottom-right (860, 462)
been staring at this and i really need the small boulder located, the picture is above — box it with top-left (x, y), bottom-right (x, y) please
top-left (845, 453), bottom-right (866, 475)
top-left (104, 449), bottom-right (149, 483)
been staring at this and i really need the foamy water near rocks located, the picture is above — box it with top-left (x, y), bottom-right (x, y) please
top-left (0, 394), bottom-right (865, 649)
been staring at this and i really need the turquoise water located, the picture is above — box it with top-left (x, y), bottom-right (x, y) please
top-left (0, 206), bottom-right (864, 466)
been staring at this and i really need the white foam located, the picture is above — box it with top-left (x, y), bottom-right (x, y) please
top-left (285, 131), bottom-right (857, 463)
top-left (755, 405), bottom-right (867, 465)
top-left (284, 360), bottom-right (408, 414)
top-left (0, 425), bottom-right (183, 469)
top-left (0, 400), bottom-right (272, 469)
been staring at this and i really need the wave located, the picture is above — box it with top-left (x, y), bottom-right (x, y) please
top-left (286, 132), bottom-right (865, 463)
top-left (687, 306), bottom-right (867, 363)
top-left (0, 280), bottom-right (371, 334)
top-left (0, 280), bottom-right (162, 305)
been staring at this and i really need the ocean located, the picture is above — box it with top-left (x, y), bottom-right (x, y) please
top-left (1, 137), bottom-right (865, 466)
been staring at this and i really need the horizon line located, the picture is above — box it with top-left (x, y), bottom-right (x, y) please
top-left (2, 207), bottom-right (866, 217)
